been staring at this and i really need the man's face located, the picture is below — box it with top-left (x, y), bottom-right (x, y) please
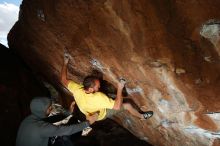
top-left (89, 80), bottom-right (100, 93)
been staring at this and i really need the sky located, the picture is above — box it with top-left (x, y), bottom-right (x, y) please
top-left (0, 0), bottom-right (22, 47)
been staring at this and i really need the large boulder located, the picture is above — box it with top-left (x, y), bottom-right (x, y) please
top-left (8, 0), bottom-right (220, 145)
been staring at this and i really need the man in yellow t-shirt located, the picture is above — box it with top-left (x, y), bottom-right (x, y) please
top-left (60, 53), bottom-right (153, 121)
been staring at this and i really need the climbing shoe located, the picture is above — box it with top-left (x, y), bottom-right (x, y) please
top-left (142, 111), bottom-right (153, 119)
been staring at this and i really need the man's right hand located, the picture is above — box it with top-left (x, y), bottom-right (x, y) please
top-left (118, 78), bottom-right (126, 90)
top-left (64, 53), bottom-right (70, 64)
top-left (86, 113), bottom-right (98, 125)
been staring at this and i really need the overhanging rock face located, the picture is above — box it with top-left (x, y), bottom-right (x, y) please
top-left (8, 0), bottom-right (220, 145)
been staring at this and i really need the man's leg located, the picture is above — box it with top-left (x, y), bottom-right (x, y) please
top-left (123, 103), bottom-right (143, 119)
top-left (122, 103), bottom-right (153, 119)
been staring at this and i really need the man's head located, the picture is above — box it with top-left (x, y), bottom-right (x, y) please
top-left (30, 97), bottom-right (52, 118)
top-left (83, 76), bottom-right (100, 93)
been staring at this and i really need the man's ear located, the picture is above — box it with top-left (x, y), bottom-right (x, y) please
top-left (88, 88), bottom-right (93, 92)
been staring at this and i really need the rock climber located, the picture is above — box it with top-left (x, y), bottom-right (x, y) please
top-left (60, 52), bottom-right (153, 122)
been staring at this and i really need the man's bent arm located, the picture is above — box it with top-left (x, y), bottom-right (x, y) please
top-left (112, 82), bottom-right (124, 110)
top-left (41, 121), bottom-right (90, 137)
top-left (60, 56), bottom-right (70, 86)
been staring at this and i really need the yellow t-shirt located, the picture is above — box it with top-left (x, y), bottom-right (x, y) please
top-left (67, 81), bottom-right (115, 121)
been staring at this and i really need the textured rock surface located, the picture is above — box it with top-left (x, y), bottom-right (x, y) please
top-left (8, 0), bottom-right (220, 145)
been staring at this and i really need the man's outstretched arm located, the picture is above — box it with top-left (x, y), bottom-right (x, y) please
top-left (41, 113), bottom-right (98, 137)
top-left (112, 80), bottom-right (125, 110)
top-left (60, 54), bottom-right (70, 86)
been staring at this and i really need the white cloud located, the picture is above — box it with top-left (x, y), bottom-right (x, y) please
top-left (0, 37), bottom-right (7, 46)
top-left (0, 2), bottom-right (19, 47)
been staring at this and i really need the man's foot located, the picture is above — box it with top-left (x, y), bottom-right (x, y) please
top-left (142, 111), bottom-right (153, 120)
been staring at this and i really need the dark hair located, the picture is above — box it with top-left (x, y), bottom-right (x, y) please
top-left (91, 69), bottom-right (103, 80)
top-left (83, 76), bottom-right (99, 90)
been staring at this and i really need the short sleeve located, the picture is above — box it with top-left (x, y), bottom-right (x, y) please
top-left (67, 81), bottom-right (82, 93)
